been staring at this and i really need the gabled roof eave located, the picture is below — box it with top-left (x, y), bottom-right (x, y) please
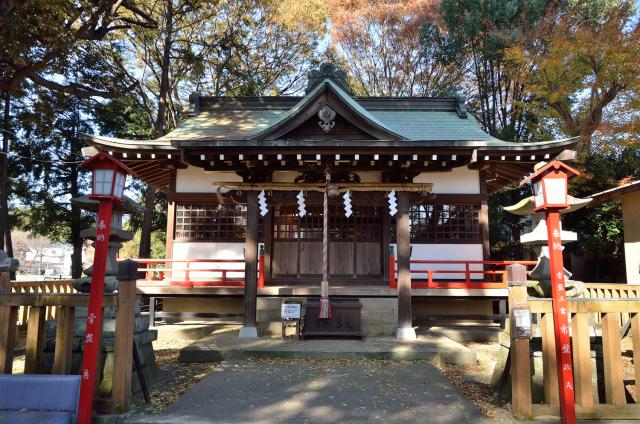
top-left (247, 79), bottom-right (408, 142)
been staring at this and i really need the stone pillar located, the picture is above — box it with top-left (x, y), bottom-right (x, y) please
top-left (622, 194), bottom-right (640, 284)
top-left (239, 191), bottom-right (259, 338)
top-left (396, 192), bottom-right (416, 339)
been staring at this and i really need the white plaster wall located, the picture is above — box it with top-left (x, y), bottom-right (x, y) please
top-left (176, 167), bottom-right (243, 193)
top-left (171, 242), bottom-right (245, 280)
top-left (413, 166), bottom-right (479, 194)
top-left (391, 243), bottom-right (484, 279)
top-left (622, 194), bottom-right (640, 284)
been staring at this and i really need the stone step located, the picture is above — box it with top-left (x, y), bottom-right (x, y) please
top-left (179, 332), bottom-right (477, 365)
top-left (419, 325), bottom-right (503, 343)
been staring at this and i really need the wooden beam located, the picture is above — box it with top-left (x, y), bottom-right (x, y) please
top-left (0, 293), bottom-right (118, 308)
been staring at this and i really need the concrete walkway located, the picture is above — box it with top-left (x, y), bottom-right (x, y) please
top-left (179, 332), bottom-right (477, 364)
top-left (126, 360), bottom-right (493, 424)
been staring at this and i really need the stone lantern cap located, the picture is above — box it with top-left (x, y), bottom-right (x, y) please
top-left (79, 226), bottom-right (134, 242)
top-left (504, 195), bottom-right (591, 216)
top-left (0, 251), bottom-right (19, 272)
top-left (71, 195), bottom-right (142, 214)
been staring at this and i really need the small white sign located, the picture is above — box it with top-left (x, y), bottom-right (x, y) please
top-left (513, 309), bottom-right (531, 338)
top-left (281, 303), bottom-right (301, 319)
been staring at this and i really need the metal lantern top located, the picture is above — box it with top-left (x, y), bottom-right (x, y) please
top-left (81, 152), bottom-right (137, 201)
top-left (521, 160), bottom-right (580, 212)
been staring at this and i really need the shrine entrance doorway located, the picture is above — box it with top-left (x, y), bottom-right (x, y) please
top-left (270, 204), bottom-right (384, 283)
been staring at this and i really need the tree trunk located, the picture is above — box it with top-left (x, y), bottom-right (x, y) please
top-left (70, 143), bottom-right (83, 278)
top-left (139, 0), bottom-right (173, 259)
top-left (1, 92), bottom-right (10, 252)
top-left (154, 0), bottom-right (173, 137)
top-left (138, 187), bottom-right (155, 258)
top-left (1, 92), bottom-right (14, 278)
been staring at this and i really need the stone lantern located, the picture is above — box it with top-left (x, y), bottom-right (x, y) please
top-left (504, 194), bottom-right (591, 297)
top-left (71, 195), bottom-right (140, 293)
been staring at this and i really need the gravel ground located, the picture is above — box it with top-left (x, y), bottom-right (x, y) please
top-left (436, 342), bottom-right (519, 423)
top-left (130, 338), bottom-right (218, 413)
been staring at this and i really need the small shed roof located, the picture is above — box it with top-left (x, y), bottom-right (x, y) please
top-left (590, 180), bottom-right (640, 205)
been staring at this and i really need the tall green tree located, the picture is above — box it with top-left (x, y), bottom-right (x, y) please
top-left (440, 0), bottom-right (551, 141)
top-left (12, 85), bottom-right (94, 277)
top-left (329, 0), bottom-right (465, 96)
top-left (505, 0), bottom-right (640, 152)
top-left (0, 0), bottom-right (156, 261)
top-left (114, 0), bottom-right (328, 258)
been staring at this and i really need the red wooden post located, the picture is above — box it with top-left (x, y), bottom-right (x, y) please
top-left (389, 246), bottom-right (396, 289)
top-left (77, 199), bottom-right (113, 424)
top-left (465, 262), bottom-right (471, 285)
top-left (546, 211), bottom-right (576, 424)
top-left (258, 245), bottom-right (265, 288)
top-left (144, 260), bottom-right (152, 281)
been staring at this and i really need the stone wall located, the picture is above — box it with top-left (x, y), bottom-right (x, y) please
top-left (42, 302), bottom-right (159, 399)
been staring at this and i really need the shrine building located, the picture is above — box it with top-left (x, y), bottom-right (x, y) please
top-left (83, 64), bottom-right (579, 338)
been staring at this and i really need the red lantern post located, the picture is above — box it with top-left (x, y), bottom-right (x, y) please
top-left (77, 153), bottom-right (136, 424)
top-left (523, 160), bottom-right (580, 424)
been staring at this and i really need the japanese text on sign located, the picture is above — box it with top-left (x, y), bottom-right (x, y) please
top-left (281, 303), bottom-right (301, 319)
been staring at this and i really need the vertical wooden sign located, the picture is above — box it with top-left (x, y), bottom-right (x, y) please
top-left (77, 199), bottom-right (113, 424)
top-left (545, 211), bottom-right (576, 424)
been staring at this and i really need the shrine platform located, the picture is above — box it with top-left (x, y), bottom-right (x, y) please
top-left (178, 331), bottom-right (477, 365)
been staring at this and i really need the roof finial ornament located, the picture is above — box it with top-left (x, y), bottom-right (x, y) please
top-left (306, 63), bottom-right (350, 94)
top-left (318, 105), bottom-right (336, 133)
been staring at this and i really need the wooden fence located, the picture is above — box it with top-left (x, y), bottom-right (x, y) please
top-left (131, 256), bottom-right (266, 288)
top-left (389, 259), bottom-right (537, 289)
top-left (0, 271), bottom-right (137, 413)
top-left (510, 284), bottom-right (640, 420)
top-left (10, 280), bottom-right (76, 325)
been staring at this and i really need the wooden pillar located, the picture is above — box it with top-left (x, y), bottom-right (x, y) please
top-left (24, 306), bottom-right (46, 374)
top-left (396, 191), bottom-right (415, 339)
top-left (239, 191), bottom-right (259, 338)
top-left (165, 201), bottom-right (175, 263)
top-left (507, 264), bottom-right (532, 419)
top-left (479, 171), bottom-right (490, 260)
top-left (0, 270), bottom-right (18, 374)
top-left (111, 260), bottom-right (138, 413)
top-left (52, 306), bottom-right (75, 374)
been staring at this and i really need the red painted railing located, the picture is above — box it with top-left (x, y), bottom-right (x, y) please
top-left (388, 257), bottom-right (537, 289)
top-left (126, 254), bottom-right (266, 288)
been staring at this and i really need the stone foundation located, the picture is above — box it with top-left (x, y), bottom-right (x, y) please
top-left (157, 296), bottom-right (498, 337)
top-left (257, 297), bottom-right (398, 337)
top-left (163, 297), bottom-right (243, 315)
top-left (412, 298), bottom-right (494, 317)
